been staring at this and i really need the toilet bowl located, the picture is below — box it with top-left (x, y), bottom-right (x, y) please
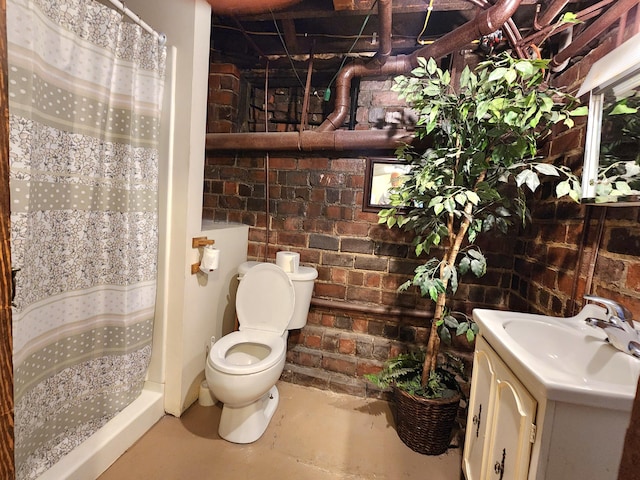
top-left (205, 261), bottom-right (316, 444)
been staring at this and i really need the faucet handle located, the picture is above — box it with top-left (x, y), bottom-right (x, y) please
top-left (584, 295), bottom-right (633, 322)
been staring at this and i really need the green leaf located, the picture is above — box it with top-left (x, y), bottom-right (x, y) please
top-left (439, 326), bottom-right (452, 345)
top-left (428, 195), bottom-right (443, 207)
top-left (504, 68), bottom-right (517, 85)
top-left (534, 163), bottom-right (560, 176)
top-left (466, 191), bottom-right (480, 205)
top-left (470, 258), bottom-right (486, 277)
top-left (611, 102), bottom-right (638, 115)
top-left (427, 58), bottom-right (438, 75)
top-left (428, 285), bottom-right (439, 302)
top-left (514, 61), bottom-right (535, 77)
top-left (443, 315), bottom-right (459, 328)
top-left (516, 170), bottom-right (541, 192)
top-left (455, 193), bottom-right (467, 206)
top-left (444, 198), bottom-right (456, 213)
top-left (459, 66), bottom-right (472, 89)
top-left (556, 180), bottom-right (571, 198)
top-left (615, 182), bottom-right (633, 195)
top-left (570, 106), bottom-right (588, 116)
top-left (476, 101), bottom-right (490, 120)
top-left (488, 67), bottom-right (507, 82)
top-left (456, 322), bottom-right (469, 336)
top-left (459, 256), bottom-right (470, 275)
top-left (466, 328), bottom-right (476, 343)
top-left (561, 12), bottom-right (581, 24)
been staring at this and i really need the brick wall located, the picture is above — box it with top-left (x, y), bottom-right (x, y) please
top-left (205, 68), bottom-right (514, 397)
top-left (512, 26), bottom-right (640, 318)
top-left (207, 64), bottom-right (241, 133)
top-left (205, 30), bottom-right (640, 398)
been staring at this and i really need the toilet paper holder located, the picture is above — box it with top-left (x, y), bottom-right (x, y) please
top-left (191, 236), bottom-right (215, 274)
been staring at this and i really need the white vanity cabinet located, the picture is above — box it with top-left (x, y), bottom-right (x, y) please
top-left (463, 336), bottom-right (536, 480)
top-left (463, 334), bottom-right (632, 480)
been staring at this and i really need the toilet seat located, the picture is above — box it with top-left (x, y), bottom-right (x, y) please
top-left (208, 330), bottom-right (285, 375)
top-left (208, 264), bottom-right (295, 376)
top-left (236, 263), bottom-right (295, 335)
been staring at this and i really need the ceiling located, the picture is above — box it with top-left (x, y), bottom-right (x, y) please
top-left (210, 0), bottom-right (613, 88)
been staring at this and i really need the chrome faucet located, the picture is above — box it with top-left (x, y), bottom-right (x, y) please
top-left (584, 295), bottom-right (640, 358)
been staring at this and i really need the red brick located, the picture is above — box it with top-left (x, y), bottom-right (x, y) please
top-left (321, 355), bottom-right (357, 376)
top-left (356, 360), bottom-right (382, 377)
top-left (321, 313), bottom-right (336, 327)
top-left (336, 220), bottom-right (370, 236)
top-left (338, 338), bottom-right (356, 355)
top-left (352, 318), bottom-right (368, 333)
top-left (331, 268), bottom-right (348, 284)
top-left (276, 231), bottom-right (307, 247)
top-left (364, 272), bottom-right (381, 288)
top-left (304, 334), bottom-right (322, 349)
top-left (331, 158), bottom-right (365, 173)
top-left (299, 158), bottom-right (330, 170)
top-left (626, 263), bottom-right (640, 291)
top-left (210, 63), bottom-right (241, 76)
top-left (269, 157), bottom-right (297, 169)
top-left (348, 270), bottom-right (364, 286)
top-left (346, 286), bottom-right (381, 304)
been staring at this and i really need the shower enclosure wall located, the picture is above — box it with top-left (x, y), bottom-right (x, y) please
top-left (8, 0), bottom-right (219, 477)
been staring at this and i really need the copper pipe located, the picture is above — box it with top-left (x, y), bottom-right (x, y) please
top-left (311, 297), bottom-right (433, 320)
top-left (317, 0), bottom-right (523, 131)
top-left (316, 0), bottom-right (401, 132)
top-left (465, 0), bottom-right (525, 58)
top-left (518, 3), bottom-right (608, 49)
top-left (207, 0), bottom-right (523, 148)
top-left (533, 0), bottom-right (570, 30)
top-left (408, 0), bottom-right (521, 64)
top-left (371, 0), bottom-right (393, 66)
top-left (316, 57), bottom-right (413, 131)
top-left (206, 129), bottom-right (416, 151)
top-left (550, 0), bottom-right (640, 69)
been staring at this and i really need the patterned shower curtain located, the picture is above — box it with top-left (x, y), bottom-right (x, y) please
top-left (7, 0), bottom-right (166, 478)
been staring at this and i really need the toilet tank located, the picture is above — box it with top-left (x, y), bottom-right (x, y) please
top-left (286, 266), bottom-right (318, 329)
top-left (238, 261), bottom-right (317, 330)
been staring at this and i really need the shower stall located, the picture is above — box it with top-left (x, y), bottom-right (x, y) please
top-left (7, 0), bottom-right (172, 477)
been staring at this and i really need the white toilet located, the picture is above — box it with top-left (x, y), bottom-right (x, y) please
top-left (205, 260), bottom-right (317, 444)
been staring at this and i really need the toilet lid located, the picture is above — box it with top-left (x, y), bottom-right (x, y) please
top-left (236, 263), bottom-right (295, 334)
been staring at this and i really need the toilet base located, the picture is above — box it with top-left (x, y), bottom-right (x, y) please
top-left (218, 385), bottom-right (280, 444)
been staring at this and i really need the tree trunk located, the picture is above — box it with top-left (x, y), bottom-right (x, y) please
top-left (420, 198), bottom-right (477, 387)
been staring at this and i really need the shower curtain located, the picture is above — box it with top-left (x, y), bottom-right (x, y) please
top-left (7, 0), bottom-right (166, 478)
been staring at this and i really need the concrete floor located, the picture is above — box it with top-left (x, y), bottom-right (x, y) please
top-left (98, 381), bottom-right (463, 479)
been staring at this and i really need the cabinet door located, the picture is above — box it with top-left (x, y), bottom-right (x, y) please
top-left (484, 356), bottom-right (536, 480)
top-left (463, 349), bottom-right (497, 480)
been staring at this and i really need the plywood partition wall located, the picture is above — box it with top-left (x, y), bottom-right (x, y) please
top-left (0, 0), bottom-right (15, 477)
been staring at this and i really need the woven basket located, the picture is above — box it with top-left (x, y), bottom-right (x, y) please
top-left (393, 386), bottom-right (461, 455)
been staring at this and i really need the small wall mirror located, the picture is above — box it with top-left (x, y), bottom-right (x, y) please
top-left (578, 32), bottom-right (640, 205)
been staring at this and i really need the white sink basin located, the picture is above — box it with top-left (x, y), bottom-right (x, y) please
top-left (473, 306), bottom-right (640, 411)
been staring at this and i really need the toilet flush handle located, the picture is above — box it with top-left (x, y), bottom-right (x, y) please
top-left (206, 336), bottom-right (216, 357)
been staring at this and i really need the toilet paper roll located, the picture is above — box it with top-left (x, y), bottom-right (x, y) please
top-left (200, 246), bottom-right (220, 272)
top-left (276, 251), bottom-right (300, 273)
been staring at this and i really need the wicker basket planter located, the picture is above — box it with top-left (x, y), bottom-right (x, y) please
top-left (393, 386), bottom-right (461, 455)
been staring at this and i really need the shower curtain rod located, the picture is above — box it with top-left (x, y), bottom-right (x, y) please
top-left (105, 0), bottom-right (167, 45)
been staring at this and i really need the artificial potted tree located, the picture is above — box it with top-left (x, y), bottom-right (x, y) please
top-left (366, 51), bottom-right (583, 455)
